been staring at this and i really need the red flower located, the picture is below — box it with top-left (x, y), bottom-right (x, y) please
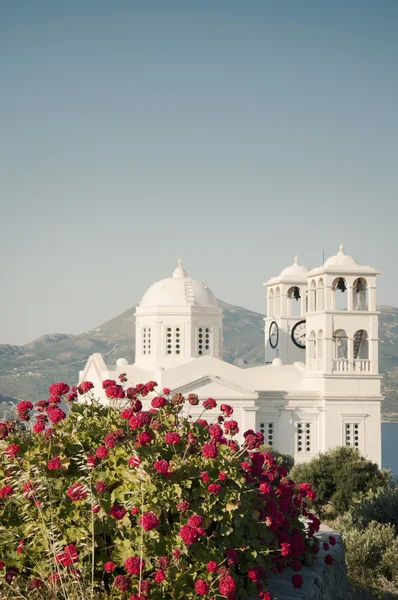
top-left (172, 393), bottom-right (185, 405)
top-left (209, 424), bottom-right (223, 439)
top-left (207, 483), bottom-right (221, 494)
top-left (94, 481), bottom-right (109, 495)
top-left (260, 482), bottom-right (272, 494)
top-left (281, 543), bottom-right (292, 557)
top-left (125, 556), bottom-right (145, 575)
top-left (325, 554), bottom-right (334, 565)
top-left (248, 566), bottom-right (265, 582)
top-left (55, 544), bottom-right (78, 566)
top-left (195, 580), bottom-right (210, 596)
top-left (66, 483), bottom-right (87, 501)
top-left (131, 507), bottom-right (140, 515)
top-left (0, 485), bottom-right (14, 498)
top-left (164, 432), bottom-right (181, 445)
top-left (95, 446), bottom-right (108, 459)
top-left (0, 561), bottom-right (5, 569)
top-left (110, 504), bottom-right (127, 520)
top-left (221, 403), bottom-right (234, 416)
top-left (33, 421), bottom-right (45, 433)
top-left (158, 556), bottom-right (170, 569)
top-left (188, 514), bottom-right (203, 528)
top-left (92, 505), bottom-right (100, 513)
top-left (179, 524), bottom-right (199, 545)
top-left (29, 578), bottom-right (43, 590)
top-left (16, 540), bottom-right (24, 553)
top-left (292, 574), bottom-right (304, 588)
top-left (219, 471), bottom-right (227, 481)
top-left (114, 575), bottom-right (131, 592)
top-left (49, 382), bottom-right (70, 397)
top-left (203, 397), bottom-right (217, 410)
top-left (224, 420), bottom-right (239, 436)
top-left (154, 459), bottom-right (170, 475)
top-left (67, 391), bottom-right (78, 402)
top-left (207, 561), bottom-right (218, 572)
top-left (104, 428), bottom-right (126, 448)
top-left (153, 570), bottom-right (166, 583)
top-left (140, 512), bottom-right (159, 531)
top-left (47, 457), bottom-right (61, 470)
top-left (78, 381), bottom-right (94, 394)
top-left (172, 548), bottom-right (181, 559)
top-left (163, 387), bottom-right (171, 395)
top-left (105, 384), bottom-right (125, 399)
top-left (5, 444), bottom-right (20, 459)
top-left (128, 455), bottom-right (141, 467)
top-left (187, 393), bottom-right (199, 405)
top-left (176, 501), bottom-right (190, 512)
top-left (136, 431), bottom-right (153, 446)
top-left (201, 472), bottom-right (210, 482)
top-left (219, 575), bottom-right (236, 595)
top-left (226, 549), bottom-right (239, 565)
top-left (17, 400), bottom-right (33, 421)
top-left (202, 443), bottom-right (218, 459)
top-left (104, 561), bottom-right (116, 572)
top-left (47, 406), bottom-right (66, 424)
top-left (152, 396), bottom-right (167, 409)
top-left (121, 408), bottom-right (135, 420)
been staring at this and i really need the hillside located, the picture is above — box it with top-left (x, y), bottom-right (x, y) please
top-left (0, 302), bottom-right (397, 419)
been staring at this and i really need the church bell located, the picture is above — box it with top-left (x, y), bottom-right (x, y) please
top-left (336, 278), bottom-right (347, 293)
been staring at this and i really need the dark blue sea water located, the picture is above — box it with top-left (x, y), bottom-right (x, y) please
top-left (382, 422), bottom-right (398, 476)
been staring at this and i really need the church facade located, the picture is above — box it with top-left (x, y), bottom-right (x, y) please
top-left (79, 245), bottom-right (382, 465)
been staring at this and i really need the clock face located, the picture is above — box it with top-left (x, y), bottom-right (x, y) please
top-left (291, 319), bottom-right (306, 349)
top-left (269, 321), bottom-right (279, 349)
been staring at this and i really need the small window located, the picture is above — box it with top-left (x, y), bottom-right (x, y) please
top-left (142, 327), bottom-right (151, 355)
top-left (345, 423), bottom-right (360, 448)
top-left (296, 422), bottom-right (311, 454)
top-left (198, 327), bottom-right (211, 356)
top-left (165, 326), bottom-right (183, 355)
top-left (259, 422), bottom-right (274, 447)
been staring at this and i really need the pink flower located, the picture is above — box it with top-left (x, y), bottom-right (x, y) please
top-left (207, 483), bottom-right (221, 494)
top-left (66, 484), bottom-right (87, 501)
top-left (139, 512), bottom-right (159, 531)
top-left (219, 471), bottom-right (227, 481)
top-left (162, 387), bottom-right (171, 395)
top-left (292, 574), bottom-right (304, 588)
top-left (201, 472), bottom-right (210, 482)
top-left (195, 580), bottom-right (210, 595)
top-left (110, 504), bottom-right (127, 520)
top-left (203, 397), bottom-right (217, 410)
top-left (152, 396), bottom-right (167, 409)
top-left (153, 459), bottom-right (170, 475)
top-left (153, 569), bottom-right (166, 583)
top-left (5, 444), bottom-right (20, 459)
top-left (47, 457), bottom-right (61, 470)
top-left (219, 575), bottom-right (236, 595)
top-left (104, 561), bottom-right (116, 572)
top-left (125, 556), bottom-right (145, 575)
top-left (202, 443), bottom-right (218, 459)
top-left (176, 501), bottom-right (190, 512)
top-left (188, 514), bottom-right (203, 528)
top-left (207, 561), bottom-right (218, 572)
top-left (47, 406), bottom-right (66, 424)
top-left (95, 446), bottom-right (108, 459)
top-left (164, 432), bottom-right (181, 445)
top-left (179, 524), bottom-right (199, 545)
top-left (49, 382), bottom-right (70, 397)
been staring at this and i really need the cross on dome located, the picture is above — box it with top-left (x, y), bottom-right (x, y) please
top-left (294, 254), bottom-right (299, 265)
top-left (339, 242), bottom-right (344, 254)
top-left (172, 258), bottom-right (187, 278)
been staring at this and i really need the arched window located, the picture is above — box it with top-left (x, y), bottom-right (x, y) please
top-left (353, 330), bottom-right (369, 359)
top-left (317, 329), bottom-right (324, 360)
top-left (332, 277), bottom-right (348, 311)
top-left (308, 330), bottom-right (317, 360)
top-left (268, 289), bottom-right (274, 318)
top-left (309, 280), bottom-right (317, 312)
top-left (287, 286), bottom-right (302, 317)
top-left (353, 278), bottom-right (368, 311)
top-left (333, 329), bottom-right (348, 360)
top-left (317, 279), bottom-right (324, 311)
top-left (275, 287), bottom-right (281, 317)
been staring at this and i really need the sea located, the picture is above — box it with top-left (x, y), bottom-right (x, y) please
top-left (382, 422), bottom-right (398, 477)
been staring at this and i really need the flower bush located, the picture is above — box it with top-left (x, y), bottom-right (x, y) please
top-left (0, 380), bottom-right (323, 599)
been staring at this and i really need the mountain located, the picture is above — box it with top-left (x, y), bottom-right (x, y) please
top-left (0, 302), bottom-right (397, 419)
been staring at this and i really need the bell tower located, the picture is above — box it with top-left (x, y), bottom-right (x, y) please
top-left (305, 243), bottom-right (380, 376)
top-left (264, 256), bottom-right (309, 364)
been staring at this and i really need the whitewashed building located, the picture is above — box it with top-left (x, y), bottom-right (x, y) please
top-left (79, 246), bottom-right (382, 465)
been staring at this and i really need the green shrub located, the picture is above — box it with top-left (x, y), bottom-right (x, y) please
top-left (290, 446), bottom-right (390, 516)
top-left (349, 480), bottom-right (398, 532)
top-left (260, 444), bottom-right (294, 472)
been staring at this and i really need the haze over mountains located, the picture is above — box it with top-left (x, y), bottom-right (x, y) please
top-left (1, 301), bottom-right (397, 420)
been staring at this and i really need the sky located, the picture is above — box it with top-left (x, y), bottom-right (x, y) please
top-left (0, 0), bottom-right (397, 345)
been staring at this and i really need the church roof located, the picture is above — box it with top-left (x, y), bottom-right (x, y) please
top-left (323, 243), bottom-right (359, 268)
top-left (279, 255), bottom-right (309, 277)
top-left (139, 260), bottom-right (219, 308)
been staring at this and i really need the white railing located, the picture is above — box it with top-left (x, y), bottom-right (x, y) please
top-left (332, 359), bottom-right (371, 373)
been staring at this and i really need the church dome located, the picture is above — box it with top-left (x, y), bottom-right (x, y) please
top-left (139, 260), bottom-right (218, 308)
top-left (279, 255), bottom-right (309, 277)
top-left (324, 243), bottom-right (359, 268)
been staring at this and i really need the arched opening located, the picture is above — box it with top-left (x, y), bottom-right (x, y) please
top-left (333, 329), bottom-right (348, 371)
top-left (309, 280), bottom-right (317, 312)
top-left (268, 289), bottom-right (274, 318)
top-left (275, 287), bottom-right (281, 317)
top-left (353, 278), bottom-right (368, 311)
top-left (308, 330), bottom-right (317, 360)
top-left (317, 279), bottom-right (324, 311)
top-left (287, 286), bottom-right (302, 317)
top-left (332, 277), bottom-right (348, 311)
top-left (317, 329), bottom-right (324, 360)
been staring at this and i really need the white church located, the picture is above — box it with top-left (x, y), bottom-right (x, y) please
top-left (80, 244), bottom-right (382, 465)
